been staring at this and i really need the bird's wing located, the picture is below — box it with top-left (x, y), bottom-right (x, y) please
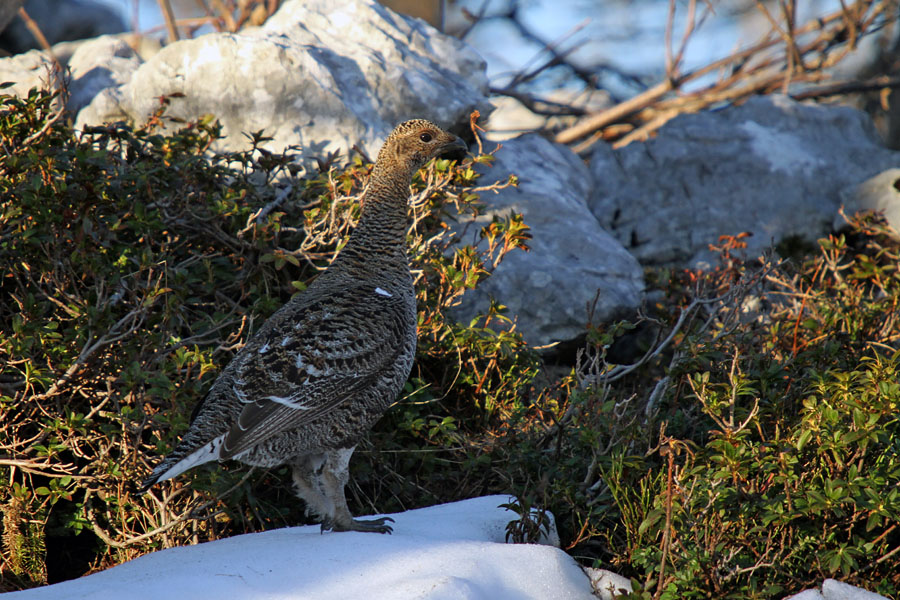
top-left (220, 286), bottom-right (412, 459)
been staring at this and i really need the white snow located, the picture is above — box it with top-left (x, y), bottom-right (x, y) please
top-left (6, 496), bottom-right (595, 600)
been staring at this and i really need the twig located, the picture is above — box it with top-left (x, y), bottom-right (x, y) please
top-left (790, 74), bottom-right (900, 99)
top-left (31, 306), bottom-right (146, 401)
top-left (157, 0), bottom-right (181, 42)
top-left (555, 80), bottom-right (673, 145)
top-left (655, 440), bottom-right (676, 600)
top-left (457, 0), bottom-right (491, 41)
top-left (209, 0), bottom-right (237, 31)
top-left (17, 7), bottom-right (54, 56)
top-left (489, 87), bottom-right (589, 117)
top-left (21, 97), bottom-right (65, 146)
top-left (0, 458), bottom-right (92, 479)
top-left (555, 0), bottom-right (885, 149)
top-left (507, 14), bottom-right (594, 89)
top-left (93, 469), bottom-right (257, 548)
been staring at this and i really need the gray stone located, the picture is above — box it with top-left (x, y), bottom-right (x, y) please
top-left (51, 33), bottom-right (162, 66)
top-left (0, 0), bottom-right (126, 55)
top-left (0, 34), bottom-right (144, 117)
top-left (0, 0), bottom-right (25, 35)
top-left (76, 0), bottom-right (491, 173)
top-left (66, 36), bottom-right (141, 116)
top-left (452, 134), bottom-right (644, 347)
top-left (835, 168), bottom-right (900, 237)
top-left (785, 590), bottom-right (826, 600)
top-left (0, 48), bottom-right (56, 97)
top-left (584, 568), bottom-right (632, 599)
top-left (589, 95), bottom-right (900, 268)
top-left (822, 579), bottom-right (889, 600)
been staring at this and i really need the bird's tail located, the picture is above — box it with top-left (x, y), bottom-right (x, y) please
top-left (139, 435), bottom-right (225, 493)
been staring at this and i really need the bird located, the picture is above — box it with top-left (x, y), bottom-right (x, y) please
top-left (141, 119), bottom-right (467, 534)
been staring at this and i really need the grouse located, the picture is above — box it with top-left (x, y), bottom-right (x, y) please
top-left (141, 120), bottom-right (467, 534)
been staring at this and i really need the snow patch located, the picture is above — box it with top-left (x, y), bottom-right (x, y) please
top-left (8, 496), bottom-right (594, 600)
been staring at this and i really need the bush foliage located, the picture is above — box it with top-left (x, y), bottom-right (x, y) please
top-left (2, 87), bottom-right (899, 598)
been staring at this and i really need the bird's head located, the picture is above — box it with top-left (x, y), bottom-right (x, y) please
top-left (378, 119), bottom-right (468, 176)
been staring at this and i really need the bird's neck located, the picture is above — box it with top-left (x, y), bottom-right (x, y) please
top-left (333, 162), bottom-right (413, 274)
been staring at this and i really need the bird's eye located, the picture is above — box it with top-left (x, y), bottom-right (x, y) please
top-left (419, 132), bottom-right (433, 143)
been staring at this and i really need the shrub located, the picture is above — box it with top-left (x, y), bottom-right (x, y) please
top-left (496, 222), bottom-right (900, 598)
top-left (5, 85), bottom-right (900, 599)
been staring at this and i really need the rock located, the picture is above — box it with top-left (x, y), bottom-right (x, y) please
top-left (51, 33), bottom-right (162, 66)
top-left (0, 0), bottom-right (126, 55)
top-left (66, 36), bottom-right (141, 116)
top-left (0, 48), bottom-right (57, 97)
top-left (785, 590), bottom-right (826, 600)
top-left (0, 33), bottom-right (158, 109)
top-left (821, 580), bottom-right (889, 600)
top-left (835, 168), bottom-right (900, 237)
top-left (76, 0), bottom-right (491, 173)
top-left (452, 134), bottom-right (645, 347)
top-left (584, 568), bottom-right (632, 599)
top-left (589, 95), bottom-right (900, 268)
top-left (0, 0), bottom-right (25, 35)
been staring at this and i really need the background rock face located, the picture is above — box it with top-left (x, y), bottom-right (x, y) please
top-left (0, 0), bottom-right (125, 54)
top-left (589, 95), bottom-right (900, 267)
top-left (76, 0), bottom-right (491, 173)
top-left (452, 135), bottom-right (645, 348)
top-left (0, 49), bottom-right (56, 97)
top-left (836, 168), bottom-right (900, 237)
top-left (66, 36), bottom-right (141, 117)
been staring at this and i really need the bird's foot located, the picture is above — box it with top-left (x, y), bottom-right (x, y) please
top-left (321, 516), bottom-right (394, 534)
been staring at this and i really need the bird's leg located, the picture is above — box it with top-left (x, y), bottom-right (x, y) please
top-left (318, 447), bottom-right (394, 534)
top-left (290, 454), bottom-right (335, 527)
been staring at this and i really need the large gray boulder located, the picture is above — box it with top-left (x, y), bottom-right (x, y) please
top-left (452, 134), bottom-right (645, 348)
top-left (0, 48), bottom-right (56, 97)
top-left (75, 0), bottom-right (491, 172)
top-left (0, 33), bottom-right (155, 108)
top-left (0, 0), bottom-right (25, 35)
top-left (835, 168), bottom-right (900, 237)
top-left (66, 36), bottom-right (141, 117)
top-left (590, 95), bottom-right (900, 267)
top-left (0, 0), bottom-right (125, 55)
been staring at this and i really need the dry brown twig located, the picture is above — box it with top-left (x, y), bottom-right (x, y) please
top-left (554, 0), bottom-right (894, 152)
top-left (151, 0), bottom-right (279, 38)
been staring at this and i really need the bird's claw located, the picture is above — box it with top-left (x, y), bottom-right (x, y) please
top-left (322, 516), bottom-right (394, 534)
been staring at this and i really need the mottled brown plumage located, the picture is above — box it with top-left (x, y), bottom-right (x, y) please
top-left (141, 120), bottom-right (466, 533)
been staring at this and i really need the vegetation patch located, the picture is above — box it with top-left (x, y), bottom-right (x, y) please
top-left (2, 87), bottom-right (899, 598)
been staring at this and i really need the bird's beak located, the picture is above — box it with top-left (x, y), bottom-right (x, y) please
top-left (439, 135), bottom-right (468, 161)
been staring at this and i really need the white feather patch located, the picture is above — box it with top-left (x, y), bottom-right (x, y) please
top-left (265, 395), bottom-right (311, 409)
top-left (375, 287), bottom-right (392, 297)
top-left (152, 435), bottom-right (225, 483)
